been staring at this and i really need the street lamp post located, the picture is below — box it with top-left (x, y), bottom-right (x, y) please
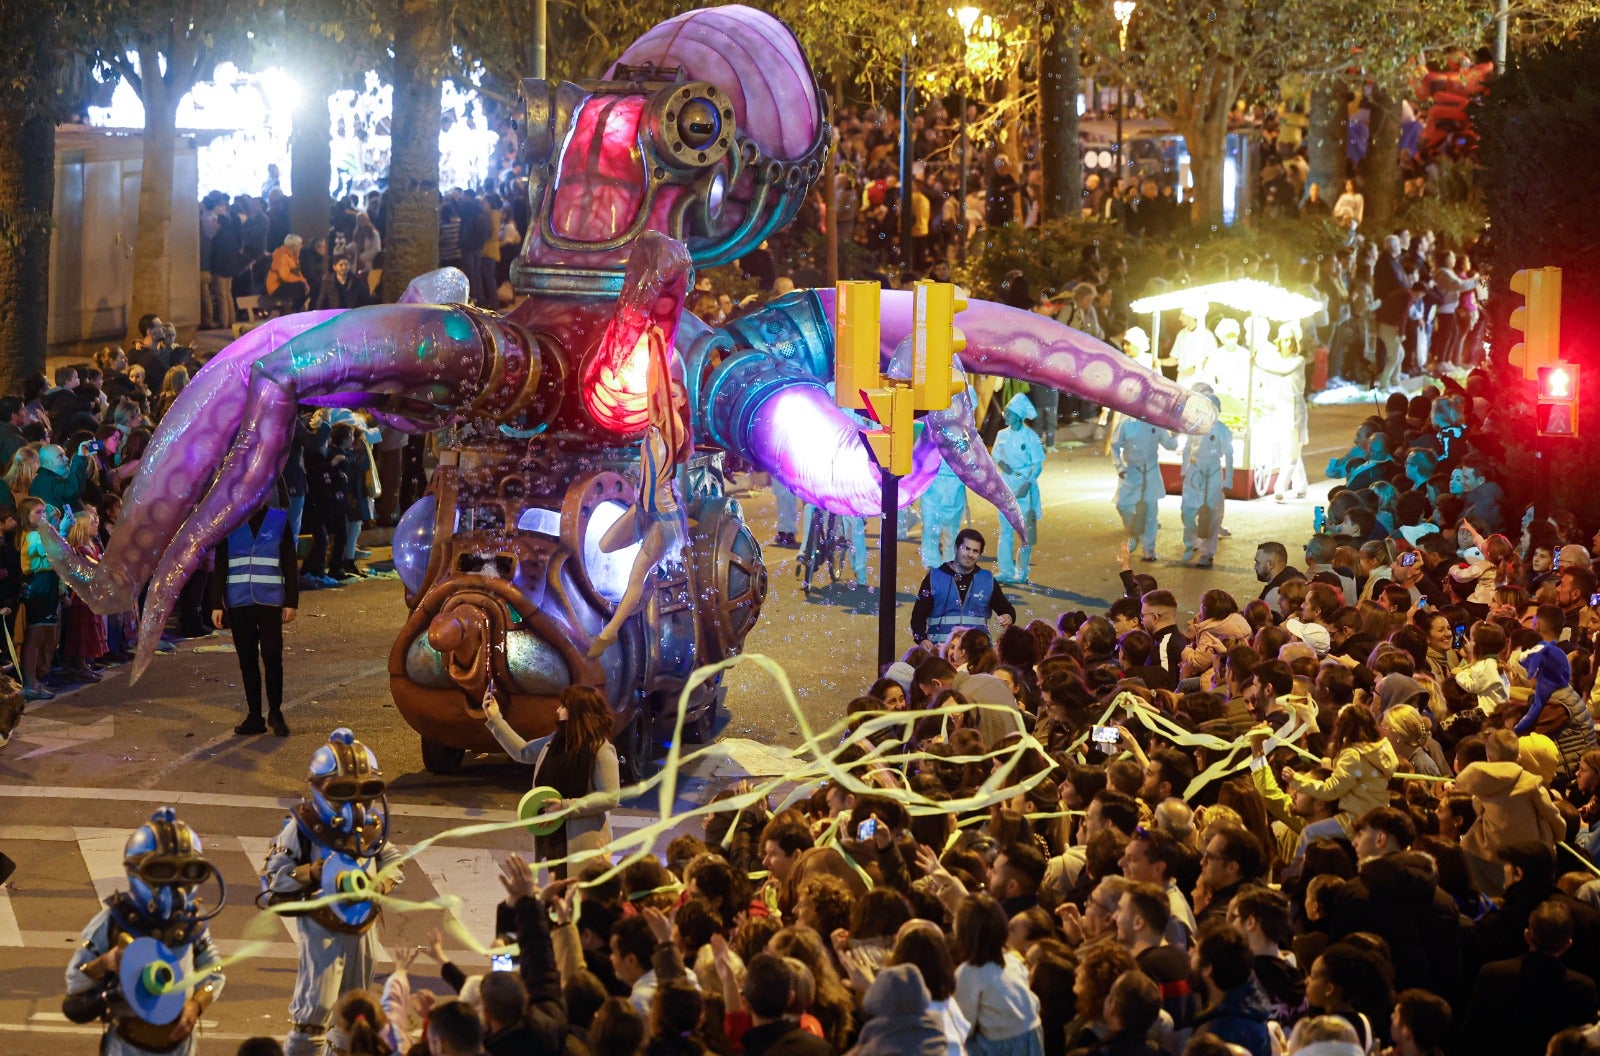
top-left (951, 6), bottom-right (981, 266)
top-left (1113, 1), bottom-right (1136, 195)
top-left (899, 43), bottom-right (915, 278)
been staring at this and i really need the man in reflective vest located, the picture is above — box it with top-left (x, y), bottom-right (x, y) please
top-left (210, 504), bottom-right (299, 736)
top-left (910, 528), bottom-right (1017, 646)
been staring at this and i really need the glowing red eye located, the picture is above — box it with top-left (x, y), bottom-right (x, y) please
top-left (582, 328), bottom-right (654, 435)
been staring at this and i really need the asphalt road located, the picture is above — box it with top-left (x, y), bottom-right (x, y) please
top-left (0, 401), bottom-right (1368, 1050)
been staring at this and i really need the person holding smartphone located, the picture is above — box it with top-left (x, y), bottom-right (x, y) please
top-left (483, 683), bottom-right (620, 877)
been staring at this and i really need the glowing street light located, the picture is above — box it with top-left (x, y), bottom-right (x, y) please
top-left (1112, 0), bottom-right (1138, 190)
top-left (947, 4), bottom-right (984, 264)
top-left (1114, 0), bottom-right (1137, 49)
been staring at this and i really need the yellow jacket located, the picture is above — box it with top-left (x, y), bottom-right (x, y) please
top-left (1287, 739), bottom-right (1397, 822)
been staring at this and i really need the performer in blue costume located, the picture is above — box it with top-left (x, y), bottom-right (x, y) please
top-left (919, 458), bottom-right (967, 571)
top-left (64, 807), bottom-right (225, 1056)
top-left (263, 729), bottom-right (404, 1056)
top-left (1111, 417), bottom-right (1176, 562)
top-left (992, 393), bottom-right (1045, 585)
top-left (1180, 385), bottom-right (1233, 568)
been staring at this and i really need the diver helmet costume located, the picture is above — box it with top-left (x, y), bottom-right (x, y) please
top-left (295, 727), bottom-right (389, 859)
top-left (114, 806), bottom-right (224, 947)
top-left (63, 807), bottom-right (226, 1056)
top-left (264, 731), bottom-right (402, 1056)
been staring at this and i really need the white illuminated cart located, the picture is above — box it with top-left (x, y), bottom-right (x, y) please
top-left (1128, 279), bottom-right (1323, 500)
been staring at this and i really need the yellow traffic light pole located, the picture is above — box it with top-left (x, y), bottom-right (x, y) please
top-left (835, 280), bottom-right (966, 668)
top-left (1508, 266), bottom-right (1566, 517)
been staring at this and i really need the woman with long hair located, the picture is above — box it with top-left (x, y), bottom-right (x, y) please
top-left (154, 366), bottom-right (189, 424)
top-left (892, 919), bottom-right (970, 1051)
top-left (483, 683), bottom-right (620, 876)
top-left (961, 627), bottom-right (999, 674)
top-left (768, 925), bottom-right (856, 1052)
top-left (61, 505), bottom-right (107, 681)
top-left (16, 497), bottom-right (60, 700)
top-left (954, 893), bottom-right (1046, 1055)
top-left (1216, 777), bottom-right (1282, 879)
top-left (3, 444), bottom-right (39, 510)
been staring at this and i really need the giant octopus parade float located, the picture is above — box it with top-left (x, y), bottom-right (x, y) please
top-left (43, 5), bottom-right (1214, 777)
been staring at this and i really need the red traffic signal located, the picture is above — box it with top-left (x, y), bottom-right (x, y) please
top-left (1537, 363), bottom-right (1579, 438)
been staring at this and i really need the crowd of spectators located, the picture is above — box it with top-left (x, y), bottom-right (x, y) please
top-left (0, 316), bottom-right (424, 701)
top-left (214, 372), bottom-right (1600, 1056)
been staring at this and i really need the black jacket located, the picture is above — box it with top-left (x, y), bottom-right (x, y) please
top-left (1460, 952), bottom-right (1597, 1056)
top-left (1325, 852), bottom-right (1465, 1000)
top-left (1257, 566), bottom-right (1306, 604)
top-left (741, 1022), bottom-right (832, 1056)
top-left (1476, 883), bottom-right (1600, 986)
top-left (210, 213), bottom-right (243, 276)
top-left (511, 894), bottom-right (571, 1052)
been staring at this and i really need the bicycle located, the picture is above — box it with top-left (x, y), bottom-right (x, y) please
top-left (795, 507), bottom-right (846, 594)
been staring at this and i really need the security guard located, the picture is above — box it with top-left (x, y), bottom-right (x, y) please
top-left (210, 503), bottom-right (299, 736)
top-left (910, 528), bottom-right (1017, 646)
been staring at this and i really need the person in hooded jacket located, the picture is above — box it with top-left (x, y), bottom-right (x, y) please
top-left (847, 963), bottom-right (946, 1056)
top-left (992, 393), bottom-right (1045, 585)
top-left (1283, 704), bottom-right (1398, 857)
top-left (1180, 385), bottom-right (1233, 568)
top-left (1453, 728), bottom-right (1564, 896)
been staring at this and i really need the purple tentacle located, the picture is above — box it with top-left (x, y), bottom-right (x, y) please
top-left (40, 311), bottom-right (344, 612)
top-left (883, 336), bottom-right (1025, 535)
top-left (814, 289), bottom-right (1217, 436)
top-left (927, 388), bottom-right (1025, 535)
top-left (125, 304), bottom-right (505, 681)
top-left (704, 353), bottom-right (937, 516)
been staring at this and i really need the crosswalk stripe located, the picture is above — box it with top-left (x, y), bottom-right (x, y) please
top-left (75, 828), bottom-right (127, 906)
top-left (0, 884), bottom-right (23, 947)
top-left (408, 845), bottom-right (507, 949)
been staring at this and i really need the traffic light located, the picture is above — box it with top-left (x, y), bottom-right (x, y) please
top-left (911, 281), bottom-right (968, 411)
top-left (861, 386), bottom-right (915, 476)
top-left (834, 281), bottom-right (882, 410)
top-left (1537, 363), bottom-right (1579, 438)
top-left (1508, 266), bottom-right (1563, 380)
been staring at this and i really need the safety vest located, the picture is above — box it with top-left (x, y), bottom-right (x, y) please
top-left (926, 566), bottom-right (994, 643)
top-left (224, 508), bottom-right (288, 608)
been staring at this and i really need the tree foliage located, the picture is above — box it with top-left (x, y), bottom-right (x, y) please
top-left (0, 0), bottom-right (119, 386)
